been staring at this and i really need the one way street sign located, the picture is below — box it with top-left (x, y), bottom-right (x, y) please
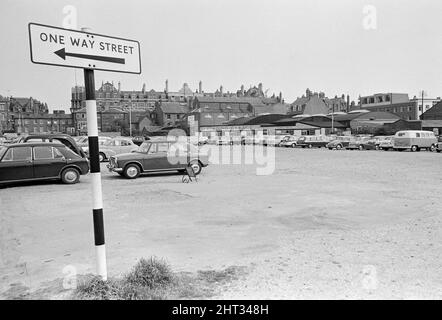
top-left (28, 23), bottom-right (141, 74)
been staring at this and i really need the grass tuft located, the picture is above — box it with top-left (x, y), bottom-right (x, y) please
top-left (73, 257), bottom-right (246, 300)
top-left (74, 276), bottom-right (121, 300)
top-left (125, 257), bottom-right (174, 289)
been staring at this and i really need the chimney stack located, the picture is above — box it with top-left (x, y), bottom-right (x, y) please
top-left (118, 81), bottom-right (121, 92)
top-left (199, 81), bottom-right (202, 94)
top-left (165, 79), bottom-right (169, 93)
top-left (346, 95), bottom-right (350, 112)
top-left (142, 83), bottom-right (146, 93)
top-left (220, 85), bottom-right (223, 95)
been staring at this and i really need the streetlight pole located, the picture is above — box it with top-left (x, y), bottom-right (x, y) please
top-left (129, 101), bottom-right (132, 137)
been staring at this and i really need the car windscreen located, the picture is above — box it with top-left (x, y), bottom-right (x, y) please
top-left (0, 146), bottom-right (6, 159)
top-left (137, 142), bottom-right (151, 153)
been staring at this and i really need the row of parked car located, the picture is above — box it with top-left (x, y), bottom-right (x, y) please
top-left (214, 130), bottom-right (441, 152)
top-left (0, 133), bottom-right (209, 186)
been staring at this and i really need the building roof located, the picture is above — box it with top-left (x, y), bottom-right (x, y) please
top-left (224, 116), bottom-right (251, 126)
top-left (302, 95), bottom-right (329, 115)
top-left (225, 114), bottom-right (289, 126)
top-left (194, 95), bottom-right (272, 106)
top-left (298, 120), bottom-right (346, 128)
top-left (349, 111), bottom-right (401, 121)
top-left (421, 101), bottom-right (442, 119)
top-left (421, 120), bottom-right (442, 127)
top-left (159, 102), bottom-right (190, 114)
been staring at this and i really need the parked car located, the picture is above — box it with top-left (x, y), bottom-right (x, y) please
top-left (326, 136), bottom-right (354, 150)
top-left (262, 135), bottom-right (286, 146)
top-left (378, 136), bottom-right (395, 150)
top-left (279, 135), bottom-right (300, 148)
top-left (77, 136), bottom-right (112, 151)
top-left (0, 142), bottom-right (89, 185)
top-left (16, 133), bottom-right (87, 158)
top-left (84, 137), bottom-right (138, 162)
top-left (276, 136), bottom-right (293, 147)
top-left (346, 136), bottom-right (377, 150)
top-left (296, 135), bottom-right (330, 148)
top-left (107, 140), bottom-right (209, 179)
top-left (393, 130), bottom-right (437, 152)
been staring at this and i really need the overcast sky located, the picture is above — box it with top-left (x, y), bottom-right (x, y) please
top-left (1, 0), bottom-right (441, 111)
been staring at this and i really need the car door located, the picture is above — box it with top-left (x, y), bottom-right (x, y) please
top-left (142, 142), bottom-right (175, 171)
top-left (0, 146), bottom-right (33, 181)
top-left (33, 146), bottom-right (67, 179)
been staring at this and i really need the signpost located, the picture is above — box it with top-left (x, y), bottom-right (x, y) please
top-left (29, 22), bottom-right (142, 281)
top-left (28, 23), bottom-right (141, 74)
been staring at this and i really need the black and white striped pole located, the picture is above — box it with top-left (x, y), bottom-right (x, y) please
top-left (82, 27), bottom-right (107, 280)
top-left (84, 68), bottom-right (107, 280)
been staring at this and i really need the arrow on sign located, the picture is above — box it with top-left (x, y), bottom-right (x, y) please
top-left (54, 48), bottom-right (125, 64)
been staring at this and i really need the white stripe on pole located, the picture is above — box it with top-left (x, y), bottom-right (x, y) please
top-left (95, 244), bottom-right (107, 280)
top-left (86, 100), bottom-right (99, 136)
top-left (90, 172), bottom-right (103, 210)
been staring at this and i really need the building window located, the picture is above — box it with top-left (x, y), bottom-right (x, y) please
top-left (166, 114), bottom-right (171, 119)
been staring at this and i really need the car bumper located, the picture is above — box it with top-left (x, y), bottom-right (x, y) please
top-left (107, 165), bottom-right (123, 173)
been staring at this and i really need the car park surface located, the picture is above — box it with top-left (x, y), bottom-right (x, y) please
top-left (1, 146), bottom-right (442, 299)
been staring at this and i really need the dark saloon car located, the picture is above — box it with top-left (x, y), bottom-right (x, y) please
top-left (17, 134), bottom-right (87, 158)
top-left (326, 136), bottom-right (354, 150)
top-left (346, 137), bottom-right (378, 150)
top-left (0, 142), bottom-right (89, 185)
top-left (107, 140), bottom-right (209, 179)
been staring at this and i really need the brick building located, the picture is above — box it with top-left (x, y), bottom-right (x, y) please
top-left (155, 102), bottom-right (190, 127)
top-left (0, 96), bottom-right (74, 134)
top-left (289, 89), bottom-right (351, 114)
top-left (73, 107), bottom-right (128, 135)
top-left (71, 81), bottom-right (167, 113)
top-left (359, 93), bottom-right (441, 120)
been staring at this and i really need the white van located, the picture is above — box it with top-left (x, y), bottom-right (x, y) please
top-left (393, 130), bottom-right (437, 152)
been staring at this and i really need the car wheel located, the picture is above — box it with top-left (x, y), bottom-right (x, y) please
top-left (99, 152), bottom-right (106, 162)
top-left (411, 145), bottom-right (418, 152)
top-left (124, 164), bottom-right (140, 179)
top-left (291, 143), bottom-right (296, 148)
top-left (189, 160), bottom-right (202, 175)
top-left (437, 149), bottom-right (441, 153)
top-left (336, 144), bottom-right (342, 150)
top-left (359, 145), bottom-right (364, 151)
top-left (61, 168), bottom-right (80, 184)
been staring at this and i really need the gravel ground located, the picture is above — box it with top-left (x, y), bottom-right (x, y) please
top-left (1, 147), bottom-right (442, 299)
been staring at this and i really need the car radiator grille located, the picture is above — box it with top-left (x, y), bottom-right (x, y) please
top-left (110, 157), bottom-right (117, 167)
